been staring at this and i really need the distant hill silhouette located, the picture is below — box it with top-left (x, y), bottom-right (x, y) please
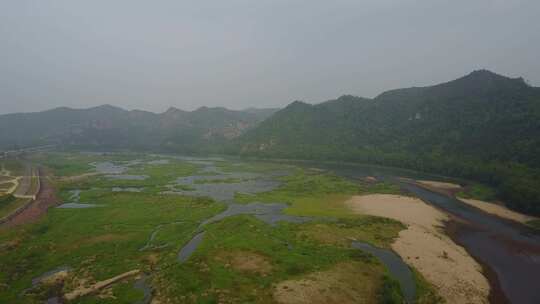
top-left (0, 105), bottom-right (277, 153)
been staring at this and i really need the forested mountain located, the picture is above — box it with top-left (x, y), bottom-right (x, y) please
top-left (0, 105), bottom-right (276, 153)
top-left (237, 70), bottom-right (540, 215)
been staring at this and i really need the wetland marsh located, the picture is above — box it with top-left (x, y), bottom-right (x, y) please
top-left (0, 152), bottom-right (460, 303)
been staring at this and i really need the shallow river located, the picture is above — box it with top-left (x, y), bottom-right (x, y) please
top-left (319, 162), bottom-right (540, 304)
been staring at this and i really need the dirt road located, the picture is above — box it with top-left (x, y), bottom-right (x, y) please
top-left (2, 169), bottom-right (59, 227)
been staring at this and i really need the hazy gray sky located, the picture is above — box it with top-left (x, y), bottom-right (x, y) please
top-left (1, 0), bottom-right (539, 114)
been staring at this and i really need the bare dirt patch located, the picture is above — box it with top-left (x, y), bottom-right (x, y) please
top-left (273, 262), bottom-right (380, 304)
top-left (1, 171), bottom-right (59, 227)
top-left (346, 194), bottom-right (490, 304)
top-left (215, 250), bottom-right (272, 274)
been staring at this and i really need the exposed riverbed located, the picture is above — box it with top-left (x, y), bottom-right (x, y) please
top-left (318, 162), bottom-right (540, 304)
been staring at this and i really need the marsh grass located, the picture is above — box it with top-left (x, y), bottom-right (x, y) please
top-left (154, 215), bottom-right (392, 303)
top-left (235, 169), bottom-right (402, 219)
top-left (0, 153), bottom-right (441, 303)
top-left (297, 218), bottom-right (405, 249)
top-left (412, 268), bottom-right (446, 303)
top-left (0, 190), bottom-right (224, 303)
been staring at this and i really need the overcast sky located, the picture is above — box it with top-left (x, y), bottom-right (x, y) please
top-left (1, 0), bottom-right (539, 114)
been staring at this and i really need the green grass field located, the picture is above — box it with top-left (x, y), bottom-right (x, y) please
top-left (0, 153), bottom-right (441, 303)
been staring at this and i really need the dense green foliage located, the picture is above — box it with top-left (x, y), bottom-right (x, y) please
top-left (379, 275), bottom-right (404, 304)
top-left (237, 70), bottom-right (540, 215)
top-left (457, 183), bottom-right (497, 201)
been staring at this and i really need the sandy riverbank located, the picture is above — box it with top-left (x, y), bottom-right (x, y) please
top-left (459, 198), bottom-right (537, 224)
top-left (346, 194), bottom-right (489, 304)
top-left (416, 179), bottom-right (537, 225)
top-left (417, 180), bottom-right (461, 190)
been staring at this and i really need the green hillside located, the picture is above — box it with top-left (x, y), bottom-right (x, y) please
top-left (237, 70), bottom-right (540, 215)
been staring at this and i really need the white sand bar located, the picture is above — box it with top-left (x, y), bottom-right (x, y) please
top-left (459, 198), bottom-right (537, 224)
top-left (346, 194), bottom-right (489, 304)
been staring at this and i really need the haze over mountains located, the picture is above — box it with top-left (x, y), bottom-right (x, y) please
top-left (2, 70), bottom-right (540, 214)
top-left (0, 105), bottom-right (277, 153)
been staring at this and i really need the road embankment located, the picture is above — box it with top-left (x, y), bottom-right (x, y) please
top-left (1, 169), bottom-right (59, 227)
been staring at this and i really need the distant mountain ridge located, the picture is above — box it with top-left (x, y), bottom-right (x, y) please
top-left (0, 105), bottom-right (278, 153)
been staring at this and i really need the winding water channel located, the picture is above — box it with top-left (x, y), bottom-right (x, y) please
top-left (352, 241), bottom-right (416, 303)
top-left (172, 160), bottom-right (419, 302)
top-left (318, 162), bottom-right (540, 304)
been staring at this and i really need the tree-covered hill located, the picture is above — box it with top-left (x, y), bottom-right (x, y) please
top-left (237, 70), bottom-right (540, 215)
